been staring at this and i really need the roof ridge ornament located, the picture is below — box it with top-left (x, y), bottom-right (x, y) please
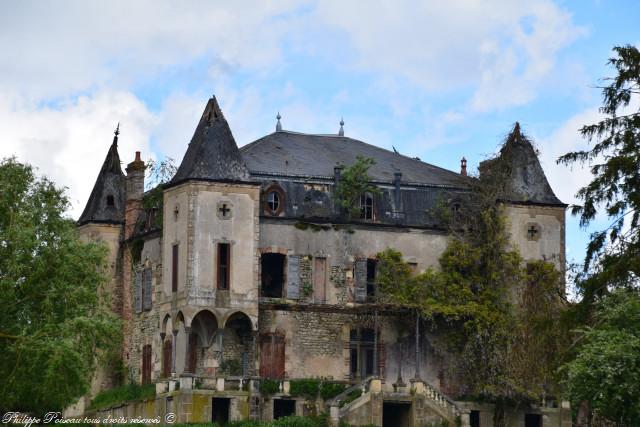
top-left (113, 122), bottom-right (120, 145)
top-left (338, 117), bottom-right (344, 136)
top-left (276, 112), bottom-right (282, 132)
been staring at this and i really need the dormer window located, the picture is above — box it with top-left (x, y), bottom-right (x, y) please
top-left (359, 193), bottom-right (374, 220)
top-left (264, 185), bottom-right (285, 216)
top-left (106, 194), bottom-right (115, 207)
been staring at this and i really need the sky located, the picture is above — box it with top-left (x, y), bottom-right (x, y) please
top-left (1, 0), bottom-right (638, 271)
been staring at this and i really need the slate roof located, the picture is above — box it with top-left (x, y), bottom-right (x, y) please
top-left (78, 130), bottom-right (126, 225)
top-left (171, 97), bottom-right (250, 184)
top-left (240, 131), bottom-right (471, 187)
top-left (480, 123), bottom-right (565, 206)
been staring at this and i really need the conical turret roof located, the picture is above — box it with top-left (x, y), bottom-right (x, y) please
top-left (480, 122), bottom-right (565, 206)
top-left (171, 97), bottom-right (249, 184)
top-left (78, 127), bottom-right (126, 225)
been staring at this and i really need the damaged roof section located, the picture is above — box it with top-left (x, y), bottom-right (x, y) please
top-left (78, 127), bottom-right (126, 225)
top-left (171, 96), bottom-right (250, 184)
top-left (480, 122), bottom-right (565, 206)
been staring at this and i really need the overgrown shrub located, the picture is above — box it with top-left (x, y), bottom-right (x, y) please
top-left (88, 382), bottom-right (155, 410)
top-left (260, 378), bottom-right (281, 395)
top-left (319, 382), bottom-right (347, 400)
top-left (289, 379), bottom-right (320, 398)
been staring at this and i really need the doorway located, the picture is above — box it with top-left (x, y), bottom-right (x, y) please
top-left (212, 397), bottom-right (231, 425)
top-left (383, 401), bottom-right (411, 427)
top-left (525, 414), bottom-right (542, 427)
top-left (273, 398), bottom-right (296, 419)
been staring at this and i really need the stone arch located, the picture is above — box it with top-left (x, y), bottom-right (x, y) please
top-left (222, 311), bottom-right (255, 377)
top-left (187, 310), bottom-right (221, 375)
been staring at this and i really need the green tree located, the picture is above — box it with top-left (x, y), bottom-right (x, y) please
top-left (333, 156), bottom-right (380, 218)
top-left (557, 45), bottom-right (640, 298)
top-left (0, 158), bottom-right (121, 414)
top-left (564, 289), bottom-right (640, 424)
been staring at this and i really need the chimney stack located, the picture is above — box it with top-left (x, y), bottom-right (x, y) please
top-left (126, 151), bottom-right (146, 201)
top-left (460, 157), bottom-right (467, 176)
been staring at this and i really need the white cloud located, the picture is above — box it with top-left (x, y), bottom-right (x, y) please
top-left (313, 0), bottom-right (584, 111)
top-left (0, 91), bottom-right (156, 219)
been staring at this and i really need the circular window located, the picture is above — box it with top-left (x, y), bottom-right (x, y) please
top-left (264, 185), bottom-right (285, 216)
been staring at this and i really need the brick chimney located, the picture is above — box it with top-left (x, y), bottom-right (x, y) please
top-left (460, 157), bottom-right (467, 176)
top-left (124, 151), bottom-right (145, 239)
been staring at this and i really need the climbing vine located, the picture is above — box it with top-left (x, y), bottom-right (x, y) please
top-left (376, 126), bottom-right (567, 426)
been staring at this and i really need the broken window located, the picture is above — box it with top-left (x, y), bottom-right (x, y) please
top-left (142, 267), bottom-right (152, 311)
top-left (172, 244), bottom-right (179, 292)
top-left (261, 253), bottom-right (285, 298)
top-left (359, 192), bottom-right (374, 220)
top-left (350, 328), bottom-right (376, 379)
top-left (264, 185), bottom-right (285, 215)
top-left (366, 259), bottom-right (377, 300)
top-left (217, 243), bottom-right (231, 290)
top-left (451, 202), bottom-right (462, 224)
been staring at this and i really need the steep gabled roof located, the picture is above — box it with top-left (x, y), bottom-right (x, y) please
top-left (78, 128), bottom-right (126, 225)
top-left (240, 131), bottom-right (471, 187)
top-left (480, 123), bottom-right (565, 206)
top-left (171, 97), bottom-right (249, 184)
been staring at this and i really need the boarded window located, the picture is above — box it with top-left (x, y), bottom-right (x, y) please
top-left (286, 255), bottom-right (300, 300)
top-left (162, 339), bottom-right (172, 378)
top-left (261, 253), bottom-right (285, 298)
top-left (313, 257), bottom-right (326, 303)
top-left (134, 270), bottom-right (142, 313)
top-left (217, 243), bottom-right (231, 290)
top-left (259, 333), bottom-right (285, 379)
top-left (354, 258), bottom-right (367, 303)
top-left (143, 267), bottom-right (152, 311)
top-left (142, 344), bottom-right (152, 384)
top-left (172, 244), bottom-right (179, 292)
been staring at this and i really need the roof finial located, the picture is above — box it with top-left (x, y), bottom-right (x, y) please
top-left (338, 117), bottom-right (344, 136)
top-left (276, 112), bottom-right (282, 132)
top-left (113, 122), bottom-right (120, 145)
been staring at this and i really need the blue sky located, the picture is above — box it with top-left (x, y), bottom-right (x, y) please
top-left (1, 0), bottom-right (638, 271)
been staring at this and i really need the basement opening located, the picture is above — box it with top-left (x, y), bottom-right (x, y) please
top-left (261, 253), bottom-right (285, 298)
top-left (383, 401), bottom-right (411, 427)
top-left (212, 397), bottom-right (230, 425)
top-left (525, 413), bottom-right (542, 427)
top-left (273, 398), bottom-right (296, 419)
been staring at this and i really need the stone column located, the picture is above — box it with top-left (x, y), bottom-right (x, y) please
top-left (171, 329), bottom-right (178, 375)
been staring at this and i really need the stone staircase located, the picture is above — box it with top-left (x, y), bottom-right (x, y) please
top-left (328, 377), bottom-right (467, 427)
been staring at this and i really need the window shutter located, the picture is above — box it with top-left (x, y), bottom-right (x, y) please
top-left (135, 270), bottom-right (142, 313)
top-left (354, 258), bottom-right (367, 303)
top-left (143, 268), bottom-right (152, 311)
top-left (287, 255), bottom-right (300, 300)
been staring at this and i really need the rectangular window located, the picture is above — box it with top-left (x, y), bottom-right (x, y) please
top-left (217, 243), bottom-right (230, 290)
top-left (172, 244), bottom-right (179, 292)
top-left (142, 344), bottom-right (152, 384)
top-left (366, 259), bottom-right (377, 299)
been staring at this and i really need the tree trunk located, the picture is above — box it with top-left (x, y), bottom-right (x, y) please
top-left (493, 402), bottom-right (506, 427)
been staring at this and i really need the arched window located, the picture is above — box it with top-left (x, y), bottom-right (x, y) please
top-left (359, 193), bottom-right (374, 220)
top-left (264, 185), bottom-right (285, 216)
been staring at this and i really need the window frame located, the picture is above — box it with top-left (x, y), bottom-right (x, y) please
top-left (359, 192), bottom-right (374, 220)
top-left (217, 242), bottom-right (231, 290)
top-left (264, 184), bottom-right (285, 216)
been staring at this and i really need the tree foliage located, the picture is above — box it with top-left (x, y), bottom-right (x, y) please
top-left (333, 156), bottom-right (380, 218)
top-left (564, 289), bottom-right (640, 424)
top-left (0, 158), bottom-right (121, 414)
top-left (557, 45), bottom-right (640, 293)
top-left (376, 128), bottom-right (566, 425)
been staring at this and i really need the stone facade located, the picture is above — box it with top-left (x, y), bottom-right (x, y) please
top-left (75, 98), bottom-right (570, 426)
